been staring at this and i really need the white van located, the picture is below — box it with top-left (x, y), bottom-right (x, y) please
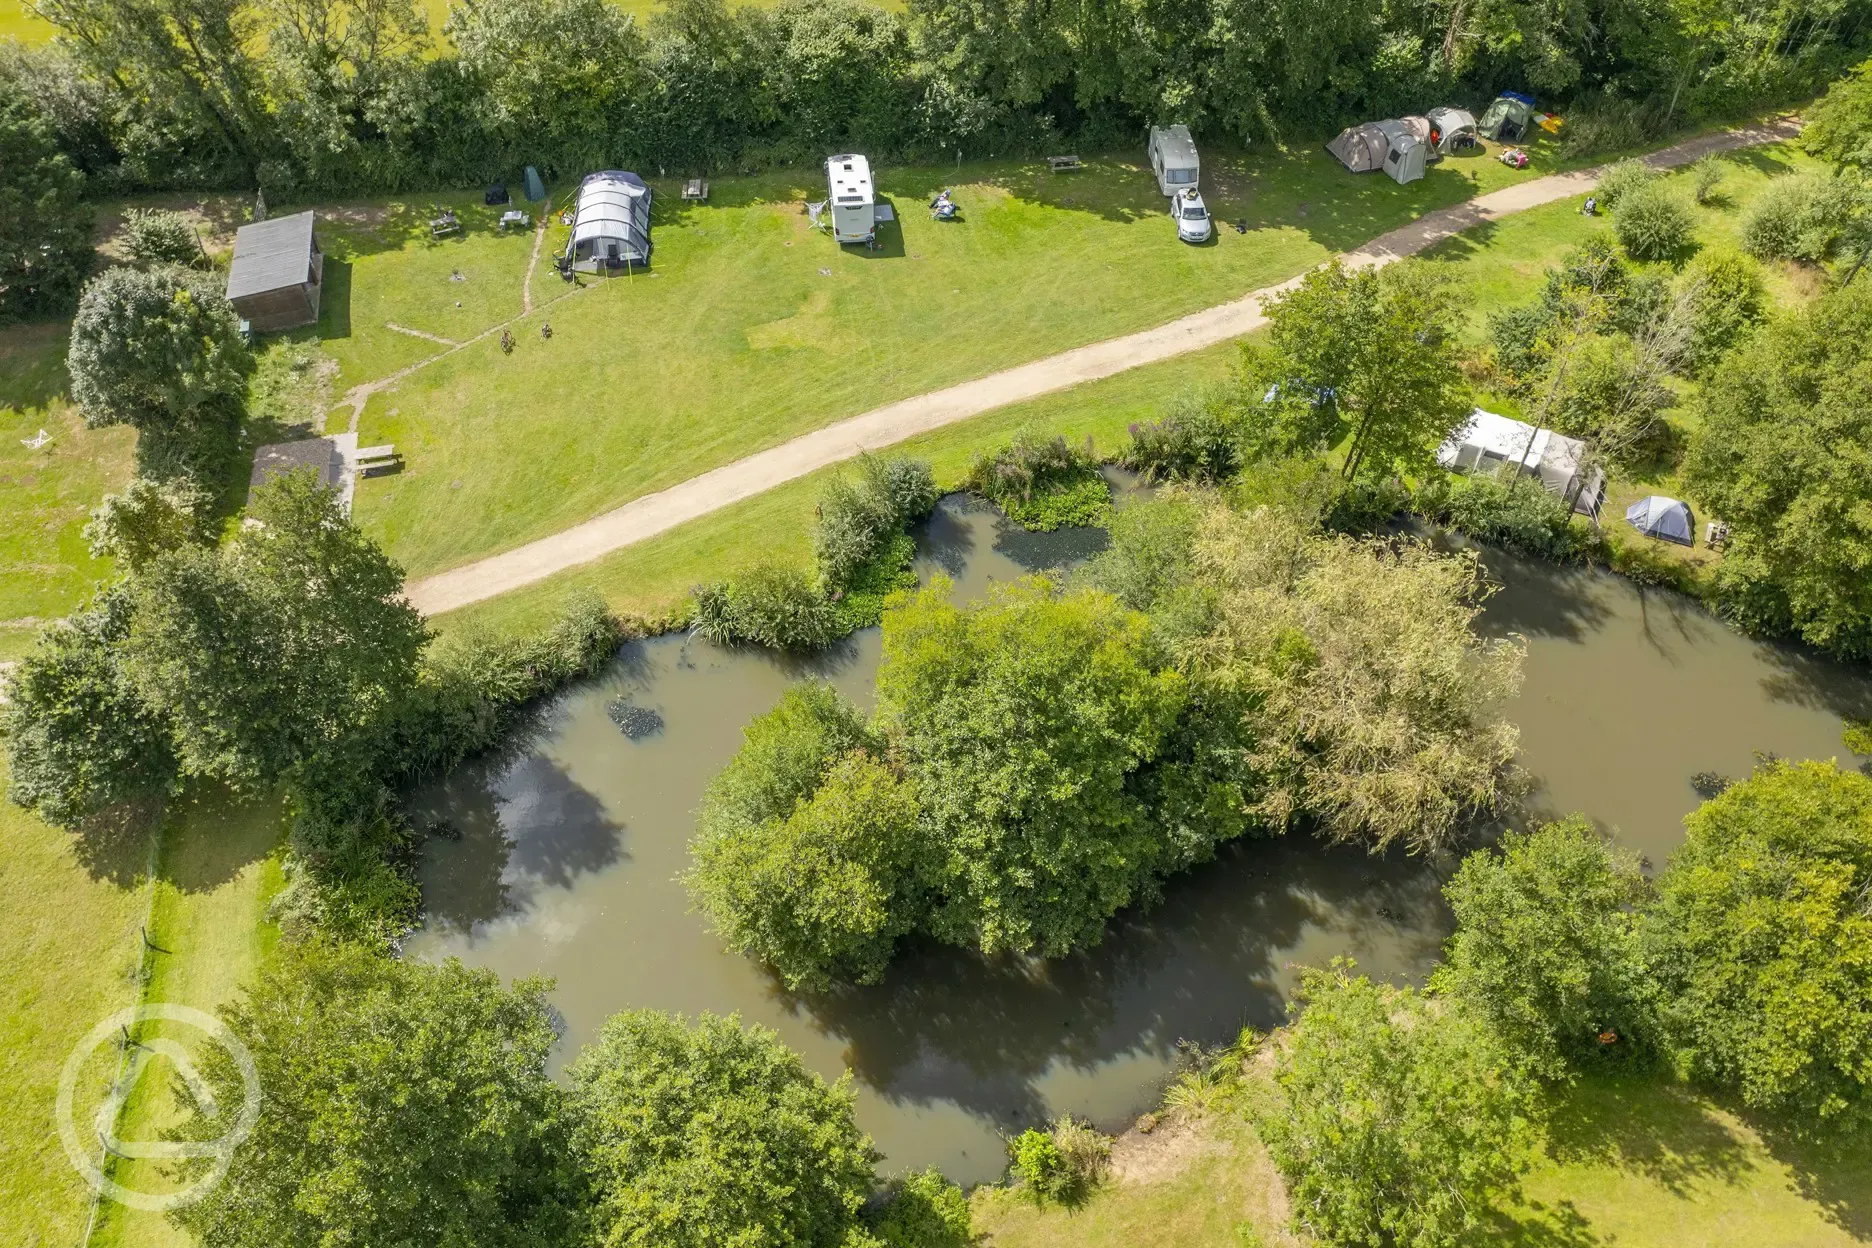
top-left (1147, 125), bottom-right (1200, 197)
top-left (825, 153), bottom-right (875, 244)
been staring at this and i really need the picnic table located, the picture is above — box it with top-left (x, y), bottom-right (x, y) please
top-left (499, 209), bottom-right (531, 232)
top-left (355, 444), bottom-right (403, 478)
top-left (430, 209), bottom-right (462, 238)
top-left (682, 178), bottom-right (710, 201)
top-left (1048, 154), bottom-right (1083, 172)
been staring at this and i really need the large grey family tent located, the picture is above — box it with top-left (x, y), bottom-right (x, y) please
top-left (1426, 106), bottom-right (1480, 155)
top-left (226, 211), bottom-right (322, 331)
top-left (1437, 408), bottom-right (1606, 516)
top-left (1375, 120), bottom-right (1427, 184)
top-left (1479, 93), bottom-right (1536, 142)
top-left (1626, 495), bottom-right (1695, 544)
top-left (565, 171), bottom-right (652, 273)
top-left (1327, 122), bottom-right (1391, 173)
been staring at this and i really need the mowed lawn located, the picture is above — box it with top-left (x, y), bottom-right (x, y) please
top-left (970, 1074), bottom-right (1872, 1247)
top-left (348, 140), bottom-right (1564, 578)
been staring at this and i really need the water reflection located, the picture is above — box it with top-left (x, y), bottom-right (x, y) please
top-left (407, 499), bottom-right (1872, 1182)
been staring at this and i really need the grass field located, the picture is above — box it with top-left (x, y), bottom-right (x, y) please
top-left (345, 140), bottom-right (1564, 579)
top-left (969, 1073), bottom-right (1872, 1247)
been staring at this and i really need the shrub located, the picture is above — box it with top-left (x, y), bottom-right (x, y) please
top-left (968, 429), bottom-right (1111, 531)
top-left (1551, 332), bottom-right (1675, 466)
top-left (689, 564), bottom-right (840, 650)
top-left (868, 1168), bottom-right (971, 1248)
top-left (569, 1010), bottom-right (877, 1248)
top-left (1416, 470), bottom-right (1593, 562)
top-left (120, 207), bottom-right (203, 267)
top-left (1739, 172), bottom-right (1866, 263)
top-left (1691, 155), bottom-right (1724, 204)
top-left (1646, 761), bottom-right (1872, 1136)
top-left (0, 93), bottom-right (92, 322)
top-left (1255, 962), bottom-right (1541, 1248)
top-left (1594, 157), bottom-right (1659, 209)
top-left (1121, 388), bottom-right (1240, 483)
top-left (1487, 299), bottom-right (1556, 382)
top-left (1008, 1117), bottom-right (1108, 1205)
top-left (815, 454), bottom-right (937, 589)
top-left (1614, 184), bottom-right (1694, 261)
top-left (1435, 818), bottom-right (1654, 1079)
top-left (1678, 249), bottom-right (1764, 372)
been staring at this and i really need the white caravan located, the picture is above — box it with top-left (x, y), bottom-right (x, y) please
top-left (1147, 125), bottom-right (1200, 197)
top-left (825, 153), bottom-right (876, 244)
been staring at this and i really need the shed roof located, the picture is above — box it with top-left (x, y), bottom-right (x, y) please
top-left (227, 211), bottom-right (317, 300)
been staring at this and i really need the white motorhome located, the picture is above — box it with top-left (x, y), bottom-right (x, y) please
top-left (1147, 125), bottom-right (1200, 197)
top-left (825, 153), bottom-right (876, 244)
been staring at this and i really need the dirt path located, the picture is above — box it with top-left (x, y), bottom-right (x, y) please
top-left (403, 117), bottom-right (1800, 617)
top-left (523, 219), bottom-right (548, 314)
top-left (384, 322), bottom-right (458, 346)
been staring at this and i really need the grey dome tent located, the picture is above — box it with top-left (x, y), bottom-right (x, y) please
top-left (566, 170), bottom-right (652, 273)
top-left (1626, 495), bottom-right (1694, 545)
top-left (1478, 94), bottom-right (1536, 142)
top-left (1375, 120), bottom-right (1426, 184)
top-left (1426, 106), bottom-right (1480, 155)
top-left (1327, 122), bottom-right (1391, 173)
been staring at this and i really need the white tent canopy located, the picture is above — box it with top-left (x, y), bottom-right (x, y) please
top-left (567, 171), bottom-right (652, 272)
top-left (1437, 408), bottom-right (1606, 516)
top-left (1426, 107), bottom-right (1479, 154)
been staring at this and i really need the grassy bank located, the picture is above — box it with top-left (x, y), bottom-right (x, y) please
top-left (970, 1072), bottom-right (1872, 1247)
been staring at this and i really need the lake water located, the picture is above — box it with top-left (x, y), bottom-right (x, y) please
top-left (405, 495), bottom-right (1872, 1184)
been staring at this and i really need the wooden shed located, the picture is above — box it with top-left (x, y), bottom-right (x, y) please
top-left (226, 211), bottom-right (323, 331)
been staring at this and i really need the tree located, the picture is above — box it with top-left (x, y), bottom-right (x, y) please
top-left (66, 264), bottom-right (250, 445)
top-left (1803, 56), bottom-right (1872, 172)
top-left (0, 587), bottom-right (175, 826)
top-left (83, 476), bottom-right (211, 571)
top-left (1435, 818), bottom-right (1653, 1079)
top-left (569, 1009), bottom-right (876, 1248)
top-left (689, 747), bottom-right (927, 989)
top-left (0, 94), bottom-right (92, 322)
top-left (122, 469), bottom-right (425, 788)
top-left (176, 941), bottom-right (579, 1247)
top-left (1190, 505), bottom-right (1523, 852)
top-left (1254, 961), bottom-right (1541, 1248)
top-left (1684, 283), bottom-right (1872, 657)
top-left (1646, 761), bottom-right (1872, 1136)
top-left (1678, 248), bottom-right (1764, 372)
top-left (875, 578), bottom-right (1186, 956)
top-left (1241, 260), bottom-right (1471, 482)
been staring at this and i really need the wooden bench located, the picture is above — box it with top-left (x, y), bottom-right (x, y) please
top-left (356, 444), bottom-right (403, 478)
top-left (1048, 155), bottom-right (1083, 173)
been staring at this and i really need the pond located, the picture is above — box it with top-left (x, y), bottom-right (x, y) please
top-left (405, 495), bottom-right (1872, 1185)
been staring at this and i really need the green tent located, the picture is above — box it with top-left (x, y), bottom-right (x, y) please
top-left (1478, 95), bottom-right (1535, 142)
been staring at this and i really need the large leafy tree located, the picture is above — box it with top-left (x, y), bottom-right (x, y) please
top-left (688, 685), bottom-right (929, 989)
top-left (0, 94), bottom-right (93, 323)
top-left (123, 469), bottom-right (425, 788)
top-left (875, 578), bottom-right (1187, 957)
top-left (1804, 55), bottom-right (1872, 172)
top-left (1435, 818), bottom-right (1654, 1079)
top-left (1240, 260), bottom-right (1471, 482)
top-left (0, 587), bottom-right (175, 826)
top-left (1190, 504), bottom-right (1523, 852)
top-left (1646, 761), bottom-right (1872, 1136)
top-left (1683, 282), bottom-right (1872, 658)
top-left (1255, 961), bottom-right (1542, 1248)
top-left (177, 941), bottom-right (580, 1247)
top-left (66, 264), bottom-right (251, 443)
top-left (569, 1010), bottom-right (876, 1248)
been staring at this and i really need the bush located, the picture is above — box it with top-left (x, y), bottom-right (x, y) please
top-left (1008, 1117), bottom-right (1108, 1205)
top-left (0, 94), bottom-right (92, 322)
top-left (120, 208), bottom-right (203, 267)
top-left (968, 429), bottom-right (1111, 531)
top-left (1120, 388), bottom-right (1240, 483)
top-left (1679, 249), bottom-right (1764, 372)
top-left (690, 564), bottom-right (840, 650)
top-left (82, 476), bottom-right (210, 570)
top-left (1594, 157), bottom-right (1659, 209)
top-left (1614, 184), bottom-right (1694, 261)
top-left (868, 1168), bottom-right (971, 1248)
top-left (1739, 172), bottom-right (1866, 263)
top-left (1550, 331), bottom-right (1675, 465)
top-left (1435, 818), bottom-right (1654, 1079)
top-left (1415, 470), bottom-right (1593, 563)
top-left (815, 454), bottom-right (937, 589)
top-left (1487, 299), bottom-right (1556, 383)
top-left (1691, 155), bottom-right (1724, 204)
top-left (569, 1010), bottom-right (877, 1248)
top-left (1255, 962), bottom-right (1541, 1248)
top-left (1646, 761), bottom-right (1872, 1136)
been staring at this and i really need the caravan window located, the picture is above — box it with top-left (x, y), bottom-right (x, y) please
top-left (1165, 167), bottom-right (1195, 185)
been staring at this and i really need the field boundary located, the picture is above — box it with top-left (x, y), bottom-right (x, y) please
top-left (399, 117), bottom-right (1800, 617)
